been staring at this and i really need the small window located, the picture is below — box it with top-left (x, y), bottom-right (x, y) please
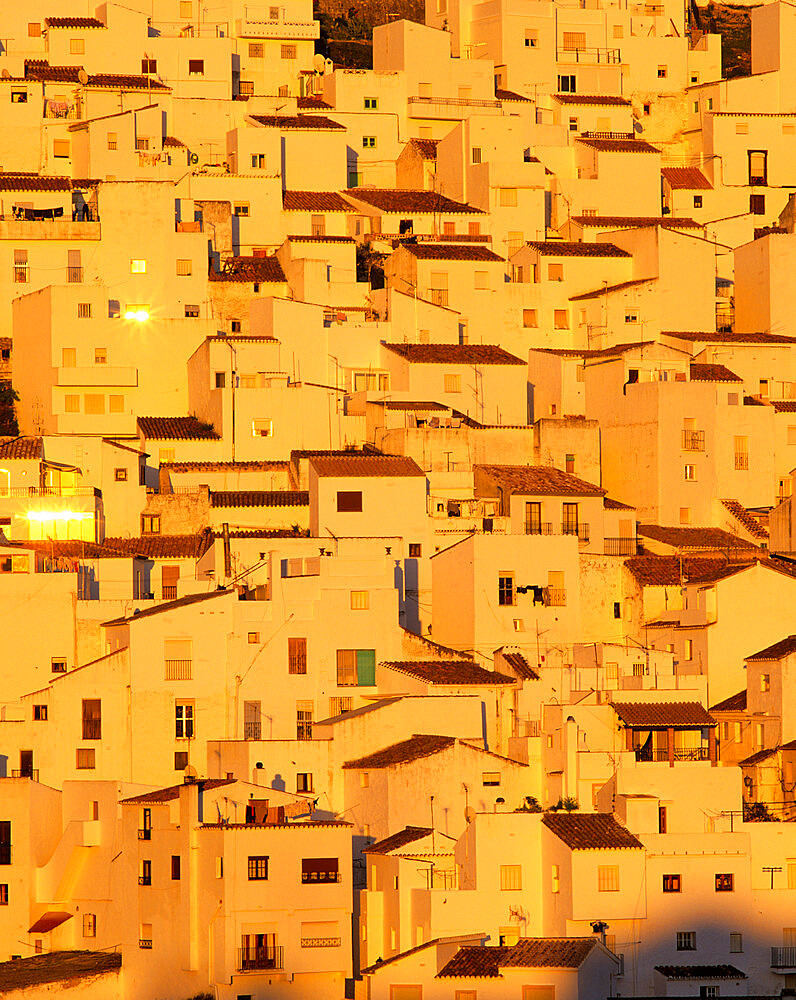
top-left (684, 638), bottom-right (693, 660)
top-left (301, 857), bottom-right (339, 883)
top-left (337, 491), bottom-right (362, 512)
top-left (234, 203), bottom-right (249, 217)
top-left (175, 702), bottom-right (194, 739)
top-left (761, 673), bottom-right (771, 692)
top-left (171, 856), bottom-right (181, 880)
top-left (444, 374), bottom-right (462, 393)
top-left (281, 44), bottom-right (297, 59)
top-left (525, 29), bottom-right (537, 46)
top-left (188, 59), bottom-right (204, 76)
top-left (569, 117), bottom-right (578, 132)
top-left (76, 748), bottom-right (96, 769)
top-left (552, 864), bottom-right (560, 893)
top-left (248, 855), bottom-right (269, 879)
top-left (185, 305), bottom-right (200, 318)
top-left (472, 146), bottom-right (482, 164)
top-left (288, 637), bottom-right (307, 674)
top-left (643, 103), bottom-right (651, 115)
top-left (523, 309), bottom-right (538, 327)
top-left (53, 140), bottom-right (70, 158)
top-left (28, 22), bottom-right (41, 36)
top-left (248, 632), bottom-right (260, 644)
top-left (252, 419), bottom-right (272, 437)
top-left (677, 931), bottom-right (696, 951)
top-left (750, 194), bottom-right (765, 215)
top-left (474, 270), bottom-right (489, 289)
top-left (729, 933), bottom-right (743, 953)
top-left (499, 187), bottom-right (518, 207)
top-left (297, 772), bottom-right (313, 792)
top-left (176, 259), bottom-right (192, 276)
top-left (598, 865), bottom-right (619, 891)
top-left (249, 42), bottom-right (264, 57)
top-left (715, 873), bottom-right (734, 892)
top-left (364, 97), bottom-right (378, 109)
top-left (180, 0), bottom-right (193, 14)
top-left (693, 195), bottom-right (703, 209)
top-left (554, 309), bottom-right (569, 329)
top-left (408, 543), bottom-right (422, 558)
top-left (82, 913), bottom-right (96, 937)
top-left (142, 515), bottom-right (161, 535)
top-left (51, 658), bottom-right (67, 673)
top-left (362, 136), bottom-right (377, 149)
top-left (11, 90), bottom-right (28, 104)
top-left (142, 58), bottom-right (157, 74)
top-left (350, 590), bottom-right (369, 610)
top-left (0, 885), bottom-right (7, 905)
top-left (557, 74), bottom-right (576, 92)
top-left (663, 874), bottom-right (681, 892)
top-left (70, 38), bottom-right (85, 55)
top-left (215, 372), bottom-right (226, 388)
top-left (251, 153), bottom-right (267, 169)
top-left (498, 574), bottom-right (515, 606)
top-left (657, 65), bottom-right (667, 78)
top-left (131, 259), bottom-right (146, 274)
top-left (174, 751), bottom-right (188, 770)
top-left (114, 468), bottom-right (128, 482)
top-left (500, 864), bottom-right (522, 890)
top-left (94, 348), bottom-right (107, 365)
top-left (482, 771), bottom-right (500, 786)
top-left (33, 705), bottom-right (47, 721)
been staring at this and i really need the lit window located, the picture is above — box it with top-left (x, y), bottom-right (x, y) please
top-left (131, 259), bottom-right (146, 273)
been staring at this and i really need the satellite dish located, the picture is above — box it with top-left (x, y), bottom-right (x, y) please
top-left (313, 52), bottom-right (326, 73)
top-left (1, 69), bottom-right (10, 80)
top-left (464, 805), bottom-right (476, 824)
top-left (189, 152), bottom-right (199, 165)
top-left (78, 69), bottom-right (89, 85)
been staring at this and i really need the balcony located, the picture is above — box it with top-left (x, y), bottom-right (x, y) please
top-left (165, 660), bottom-right (192, 681)
top-left (556, 47), bottom-right (621, 63)
top-left (562, 522), bottom-right (589, 543)
top-left (244, 721), bottom-right (262, 740)
top-left (43, 100), bottom-right (81, 120)
top-left (162, 586), bottom-right (177, 600)
top-left (67, 266), bottom-right (83, 283)
top-left (771, 947), bottom-right (796, 969)
top-left (237, 16), bottom-right (319, 38)
top-left (634, 746), bottom-right (710, 762)
top-left (735, 452), bottom-right (749, 470)
top-left (682, 429), bottom-right (705, 451)
top-left (604, 537), bottom-right (638, 556)
top-left (0, 219), bottom-right (100, 240)
top-left (139, 939), bottom-right (153, 949)
top-left (580, 130), bottom-right (633, 140)
top-left (425, 287), bottom-right (449, 307)
top-left (301, 937), bottom-right (341, 948)
top-left (0, 486), bottom-right (97, 498)
top-left (547, 587), bottom-right (567, 607)
top-left (238, 946), bottom-right (284, 972)
top-left (525, 521), bottom-right (553, 535)
top-left (11, 769), bottom-right (38, 781)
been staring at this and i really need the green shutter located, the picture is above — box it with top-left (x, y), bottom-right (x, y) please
top-left (356, 649), bottom-right (376, 686)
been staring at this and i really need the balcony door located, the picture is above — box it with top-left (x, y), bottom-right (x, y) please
top-left (562, 502), bottom-right (579, 535)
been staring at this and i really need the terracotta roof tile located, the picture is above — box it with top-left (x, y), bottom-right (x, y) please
top-left (137, 416), bottom-right (220, 440)
top-left (437, 946), bottom-right (510, 978)
top-left (282, 190), bottom-right (353, 212)
top-left (402, 244), bottom-right (504, 262)
top-left (364, 826), bottom-right (433, 854)
top-left (710, 689), bottom-right (746, 712)
top-left (720, 499), bottom-right (769, 539)
top-left (10, 533), bottom-right (212, 561)
top-left (343, 734), bottom-right (456, 769)
top-left (625, 555), bottom-right (747, 586)
top-left (91, 73), bottom-right (169, 91)
top-left (655, 966), bottom-right (746, 980)
top-left (638, 525), bottom-right (756, 550)
top-left (383, 343), bottom-right (524, 365)
top-left (502, 651), bottom-right (539, 680)
top-left (773, 400), bottom-right (796, 412)
top-left (746, 635), bottom-right (796, 660)
top-left (496, 88), bottom-right (534, 102)
top-left (297, 95), bottom-right (332, 109)
top-left (209, 256), bottom-right (286, 282)
top-left (604, 496), bottom-right (635, 509)
top-left (45, 16), bottom-right (105, 27)
top-left (360, 938), bottom-right (447, 975)
top-left (526, 241), bottom-right (630, 257)
top-left (477, 464), bottom-right (605, 496)
top-left (345, 188), bottom-right (484, 214)
top-left (572, 215), bottom-right (702, 229)
top-left (309, 454), bottom-right (424, 477)
top-left (577, 137), bottom-right (660, 153)
top-left (570, 277), bottom-right (654, 301)
top-left (0, 952), bottom-right (121, 991)
top-left (381, 400), bottom-right (448, 410)
top-left (661, 167), bottom-right (713, 190)
top-left (739, 746), bottom-right (778, 765)
top-left (410, 138), bottom-right (440, 158)
top-left (162, 136), bottom-right (185, 148)
top-left (381, 660), bottom-right (515, 685)
top-left (0, 173), bottom-right (73, 192)
top-left (250, 114), bottom-right (345, 129)
top-left (689, 363), bottom-right (742, 382)
top-left (0, 436), bottom-right (42, 459)
top-left (163, 461), bottom-right (288, 472)
top-left (664, 330), bottom-right (796, 344)
top-left (613, 701), bottom-right (716, 727)
top-left (121, 777), bottom-right (235, 804)
top-left (543, 813), bottom-right (644, 850)
top-left (554, 93), bottom-right (631, 106)
top-left (211, 490), bottom-right (308, 508)
top-left (502, 938), bottom-right (599, 968)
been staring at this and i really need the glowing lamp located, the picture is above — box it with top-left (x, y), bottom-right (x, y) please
top-left (25, 511), bottom-right (93, 522)
top-left (124, 309), bottom-right (150, 322)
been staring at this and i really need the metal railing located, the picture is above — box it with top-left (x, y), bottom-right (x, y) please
top-left (525, 521), bottom-right (554, 535)
top-left (562, 522), bottom-right (589, 543)
top-left (67, 266), bottom-right (83, 283)
top-left (409, 94), bottom-right (499, 108)
top-left (581, 130), bottom-right (634, 139)
top-left (682, 429), bottom-right (705, 451)
top-left (735, 453), bottom-right (749, 470)
top-left (162, 586), bottom-right (178, 600)
top-left (238, 946), bottom-right (284, 971)
top-left (547, 587), bottom-right (567, 607)
top-left (604, 537), bottom-right (638, 556)
top-left (139, 939), bottom-right (153, 949)
top-left (635, 746), bottom-right (710, 762)
top-left (11, 769), bottom-right (38, 781)
top-left (244, 721), bottom-right (261, 740)
top-left (425, 288), bottom-right (449, 307)
top-left (44, 102), bottom-right (80, 120)
top-left (165, 660), bottom-right (192, 680)
top-left (301, 937), bottom-right (341, 948)
top-left (0, 486), bottom-right (95, 498)
top-left (771, 947), bottom-right (796, 968)
top-left (556, 47), bottom-right (621, 63)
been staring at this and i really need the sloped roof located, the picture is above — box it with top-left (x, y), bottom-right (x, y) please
top-left (476, 464), bottom-right (605, 496)
top-left (638, 525), bottom-right (756, 550)
top-left (710, 689), bottom-right (746, 712)
top-left (24, 61), bottom-right (169, 91)
top-left (739, 746), bottom-right (778, 765)
top-left (664, 330), bottom-right (796, 344)
top-left (689, 363), bottom-right (742, 382)
top-left (543, 813), bottom-right (643, 850)
top-left (209, 256), bottom-right (286, 282)
top-left (656, 966), bottom-right (746, 980)
top-left (577, 137), bottom-right (660, 153)
top-left (502, 937), bottom-right (599, 968)
top-left (437, 946), bottom-right (510, 978)
top-left (496, 88), bottom-right (534, 102)
top-left (364, 826), bottom-right (434, 854)
top-left (343, 734), bottom-right (456, 769)
top-left (211, 490), bottom-right (308, 508)
top-left (381, 660), bottom-right (515, 685)
top-left (661, 167), bottom-right (713, 189)
top-left (720, 499), bottom-right (769, 540)
top-left (410, 138), bottom-right (439, 159)
top-left (401, 244), bottom-right (504, 262)
top-left (572, 215), bottom-right (702, 229)
top-left (309, 454), bottom-right (424, 477)
top-left (0, 952), bottom-right (121, 991)
top-left (383, 343), bottom-right (524, 365)
top-left (137, 416), bottom-right (220, 440)
top-left (555, 93), bottom-right (630, 106)
top-left (569, 277), bottom-right (654, 301)
top-left (104, 588), bottom-right (231, 625)
top-left (526, 241), bottom-right (631, 257)
top-left (15, 533), bottom-right (212, 561)
top-left (121, 777), bottom-right (235, 804)
top-left (612, 701), bottom-right (716, 727)
top-left (746, 635), bottom-right (796, 660)
top-left (604, 496), bottom-right (635, 510)
top-left (0, 436), bottom-right (42, 459)
top-left (249, 114), bottom-right (345, 129)
top-left (0, 173), bottom-right (73, 191)
top-left (163, 461), bottom-right (288, 472)
top-left (297, 95), bottom-right (332, 109)
top-left (28, 911), bottom-right (73, 933)
top-left (502, 651), bottom-right (539, 680)
top-left (345, 188), bottom-right (484, 214)
top-left (773, 400), bottom-right (796, 412)
top-left (45, 16), bottom-right (106, 27)
top-left (625, 555), bottom-right (747, 586)
top-left (282, 190), bottom-right (353, 212)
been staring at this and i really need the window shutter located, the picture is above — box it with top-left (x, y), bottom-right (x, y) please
top-left (356, 650), bottom-right (376, 686)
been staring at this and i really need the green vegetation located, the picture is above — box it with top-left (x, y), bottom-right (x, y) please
top-left (0, 385), bottom-right (19, 436)
top-left (696, 4), bottom-right (752, 78)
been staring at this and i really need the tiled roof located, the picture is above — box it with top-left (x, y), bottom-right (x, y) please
top-left (655, 966), bottom-right (746, 980)
top-left (661, 167), bottom-right (713, 190)
top-left (162, 461), bottom-right (288, 471)
top-left (249, 114), bottom-right (345, 130)
top-left (502, 938), bottom-right (599, 969)
top-left (773, 400), bottom-right (796, 412)
top-left (663, 330), bottom-right (796, 344)
top-left (569, 277), bottom-right (653, 301)
top-left (604, 496), bottom-right (635, 510)
top-left (23, 61), bottom-right (170, 90)
top-left (739, 746), bottom-right (778, 766)
top-left (287, 234), bottom-right (355, 243)
top-left (0, 952), bottom-right (121, 991)
top-left (410, 138), bottom-right (440, 158)
top-left (28, 911), bottom-right (73, 933)
top-left (543, 812), bottom-right (644, 850)
top-left (526, 241), bottom-right (631, 257)
top-left (45, 16), bottom-right (106, 27)
top-left (501, 651), bottom-right (539, 680)
top-left (381, 660), bottom-right (515, 685)
top-left (381, 400), bottom-right (448, 410)
top-left (343, 734), bottom-right (456, 769)
top-left (746, 635), bottom-right (796, 660)
top-left (625, 555), bottom-right (746, 586)
top-left (638, 525), bottom-right (756, 550)
top-left (710, 689), bottom-right (746, 712)
top-left (437, 946), bottom-right (509, 978)
top-left (689, 363), bottom-right (742, 382)
top-left (282, 190), bottom-right (353, 212)
top-left (364, 826), bottom-right (433, 854)
top-left (554, 93), bottom-right (631, 106)
top-left (572, 215), bottom-right (702, 229)
top-left (402, 244), bottom-right (504, 262)
top-left (476, 464), bottom-right (605, 496)
top-left (496, 88), bottom-right (534, 102)
top-left (211, 490), bottom-right (308, 508)
top-left (10, 533), bottom-right (213, 561)
top-left (577, 137), bottom-right (660, 153)
top-left (137, 416), bottom-right (220, 440)
top-left (360, 938), bottom-right (446, 975)
top-left (383, 343), bottom-right (524, 365)
top-left (121, 777), bottom-right (235, 804)
top-left (613, 701), bottom-right (716, 727)
top-left (0, 173), bottom-right (73, 191)
top-left (104, 589), bottom-right (231, 625)
top-left (344, 188), bottom-right (484, 214)
top-left (720, 499), bottom-right (769, 539)
top-left (0, 436), bottom-right (42, 459)
top-left (309, 454), bottom-right (424, 477)
top-left (209, 256), bottom-right (286, 283)
top-left (297, 95), bottom-right (332, 109)
top-left (162, 136), bottom-right (185, 148)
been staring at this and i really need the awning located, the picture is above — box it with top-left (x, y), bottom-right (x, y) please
top-left (28, 911), bottom-right (73, 934)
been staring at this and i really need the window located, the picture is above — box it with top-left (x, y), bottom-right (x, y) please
top-left (336, 649), bottom-right (376, 686)
top-left (748, 150), bottom-right (767, 185)
top-left (0, 885), bottom-right (7, 905)
top-left (500, 864), bottom-right (522, 890)
top-left (171, 855), bottom-right (181, 880)
top-left (523, 989), bottom-right (555, 1000)
top-left (52, 658), bottom-right (67, 673)
top-left (142, 515), bottom-right (160, 535)
top-left (730, 933), bottom-right (743, 953)
top-left (554, 309), bottom-right (569, 328)
top-left (693, 195), bottom-right (703, 209)
top-left (562, 31), bottom-right (586, 50)
top-left (233, 202), bottom-right (249, 219)
top-left (548, 263), bottom-right (564, 282)
top-left (140, 922), bottom-right (153, 948)
top-left (142, 58), bottom-right (157, 74)
top-left (613, 24), bottom-right (624, 37)
top-left (281, 44), bottom-right (297, 59)
top-left (715, 873), bottom-right (734, 892)
top-left (498, 574), bottom-right (515, 606)
top-left (700, 988), bottom-right (719, 998)
top-left (175, 702), bottom-right (194, 739)
top-left (180, 0), bottom-right (193, 14)
top-left (11, 90), bottom-right (28, 104)
top-left (364, 96), bottom-right (378, 109)
top-left (83, 913), bottom-right (96, 937)
top-left (297, 701), bottom-right (313, 740)
top-left (565, 453), bottom-right (576, 474)
top-left (569, 117), bottom-right (578, 132)
top-left (677, 931), bottom-right (696, 951)
top-left (174, 751), bottom-right (188, 770)
top-left (288, 637), bottom-right (307, 674)
top-left (558, 74), bottom-right (576, 92)
top-left (658, 65), bottom-right (667, 78)
top-left (94, 348), bottom-right (107, 365)
top-left (351, 590), bottom-right (369, 610)
top-left (28, 22), bottom-right (41, 36)
top-left (760, 673), bottom-right (771, 692)
top-left (302, 858), bottom-right (339, 883)
top-left (684, 464), bottom-right (697, 481)
top-left (598, 865), bottom-right (619, 891)
top-left (13, 250), bottom-right (28, 283)
top-left (684, 639), bottom-right (693, 661)
top-left (643, 102), bottom-right (651, 115)
top-left (248, 856), bottom-right (269, 880)
top-left (297, 772), bottom-right (313, 793)
top-left (443, 374), bottom-right (462, 393)
top-left (34, 705), bottom-right (47, 721)
top-left (76, 748), bottom-right (96, 769)
top-left (750, 194), bottom-right (765, 215)
top-left (663, 874), bottom-right (681, 892)
top-left (482, 771), bottom-right (500, 786)
top-left (248, 42), bottom-right (264, 58)
top-left (474, 270), bottom-right (489, 289)
top-left (188, 59), bottom-right (204, 76)
top-left (139, 860), bottom-right (152, 886)
top-left (337, 491), bottom-right (362, 512)
top-left (525, 29), bottom-right (538, 46)
top-left (362, 136), bottom-right (377, 149)
top-left (409, 543), bottom-right (422, 558)
top-left (131, 259), bottom-right (147, 274)
top-left (176, 258), bottom-right (193, 277)
top-left (499, 187), bottom-right (517, 207)
top-left (523, 309), bottom-right (538, 327)
top-left (82, 699), bottom-right (101, 740)
top-left (53, 140), bottom-right (70, 158)
top-left (70, 38), bottom-right (85, 55)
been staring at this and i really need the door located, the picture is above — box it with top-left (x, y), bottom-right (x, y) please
top-left (162, 565), bottom-right (179, 601)
top-left (562, 502), bottom-right (579, 535)
top-left (244, 701), bottom-right (261, 740)
top-left (19, 750), bottom-right (33, 778)
top-left (525, 502), bottom-right (542, 534)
